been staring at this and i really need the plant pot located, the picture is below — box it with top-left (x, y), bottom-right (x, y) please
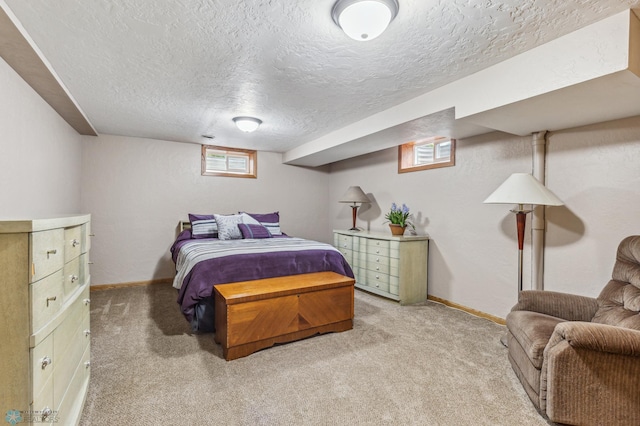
top-left (389, 224), bottom-right (406, 236)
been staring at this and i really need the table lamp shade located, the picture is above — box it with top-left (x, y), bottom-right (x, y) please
top-left (483, 173), bottom-right (563, 206)
top-left (339, 186), bottom-right (370, 204)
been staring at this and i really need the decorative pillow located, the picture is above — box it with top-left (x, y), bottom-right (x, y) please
top-left (242, 211), bottom-right (282, 235)
top-left (238, 223), bottom-right (272, 239)
top-left (214, 214), bottom-right (243, 240)
top-left (239, 212), bottom-right (261, 226)
top-left (188, 214), bottom-right (217, 239)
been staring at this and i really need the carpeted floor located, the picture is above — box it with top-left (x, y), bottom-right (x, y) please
top-left (79, 284), bottom-right (551, 425)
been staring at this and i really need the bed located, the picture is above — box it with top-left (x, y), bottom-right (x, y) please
top-left (171, 213), bottom-right (354, 332)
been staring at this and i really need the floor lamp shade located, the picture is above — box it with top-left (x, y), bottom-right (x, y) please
top-left (483, 173), bottom-right (563, 206)
top-left (339, 186), bottom-right (370, 230)
top-left (484, 173), bottom-right (564, 292)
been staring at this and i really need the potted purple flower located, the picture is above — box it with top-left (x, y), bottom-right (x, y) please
top-left (384, 203), bottom-right (415, 235)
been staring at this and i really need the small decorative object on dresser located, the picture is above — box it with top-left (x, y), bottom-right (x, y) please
top-left (333, 229), bottom-right (428, 304)
top-left (388, 224), bottom-right (406, 236)
top-left (384, 203), bottom-right (415, 236)
top-left (0, 215), bottom-right (91, 426)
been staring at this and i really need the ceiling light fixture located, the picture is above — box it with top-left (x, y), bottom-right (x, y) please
top-left (232, 116), bottom-right (262, 133)
top-left (331, 0), bottom-right (399, 41)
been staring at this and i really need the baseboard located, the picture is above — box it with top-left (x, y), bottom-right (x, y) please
top-left (427, 295), bottom-right (506, 325)
top-left (90, 278), bottom-right (173, 291)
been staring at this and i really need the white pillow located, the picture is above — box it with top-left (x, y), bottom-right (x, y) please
top-left (240, 212), bottom-right (261, 225)
top-left (214, 214), bottom-right (243, 240)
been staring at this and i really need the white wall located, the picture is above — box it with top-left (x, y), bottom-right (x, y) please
top-left (545, 116), bottom-right (640, 296)
top-left (0, 57), bottom-right (82, 216)
top-left (329, 117), bottom-right (640, 319)
top-left (80, 134), bottom-right (331, 286)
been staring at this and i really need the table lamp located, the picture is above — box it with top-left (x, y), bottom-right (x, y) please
top-left (339, 186), bottom-right (370, 231)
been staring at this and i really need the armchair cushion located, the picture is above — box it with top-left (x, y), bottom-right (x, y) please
top-left (507, 311), bottom-right (562, 368)
top-left (593, 281), bottom-right (640, 330)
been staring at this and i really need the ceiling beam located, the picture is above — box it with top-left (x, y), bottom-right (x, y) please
top-left (0, 2), bottom-right (97, 136)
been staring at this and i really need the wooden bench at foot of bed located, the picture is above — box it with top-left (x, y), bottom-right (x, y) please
top-left (213, 271), bottom-right (355, 361)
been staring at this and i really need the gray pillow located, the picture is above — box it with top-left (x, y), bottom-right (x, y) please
top-left (214, 214), bottom-right (243, 240)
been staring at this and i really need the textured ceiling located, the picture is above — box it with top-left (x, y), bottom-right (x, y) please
top-left (4, 0), bottom-right (640, 154)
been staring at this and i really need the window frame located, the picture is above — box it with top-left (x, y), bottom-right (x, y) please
top-left (398, 138), bottom-right (456, 174)
top-left (201, 145), bottom-right (257, 178)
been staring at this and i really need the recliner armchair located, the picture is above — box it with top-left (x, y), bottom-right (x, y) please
top-left (506, 235), bottom-right (640, 426)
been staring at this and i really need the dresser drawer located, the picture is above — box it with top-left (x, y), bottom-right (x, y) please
top-left (365, 238), bottom-right (389, 256)
top-left (64, 226), bottom-right (83, 263)
top-left (30, 270), bottom-right (64, 333)
top-left (30, 229), bottom-right (64, 283)
top-left (53, 295), bottom-right (89, 364)
top-left (62, 256), bottom-right (81, 301)
top-left (56, 345), bottom-right (90, 419)
top-left (53, 323), bottom-right (87, 408)
top-left (365, 254), bottom-right (390, 274)
top-left (335, 234), bottom-right (353, 250)
top-left (31, 331), bottom-right (54, 399)
top-left (31, 373), bottom-right (55, 423)
top-left (80, 252), bottom-right (90, 286)
top-left (82, 222), bottom-right (91, 253)
top-left (364, 269), bottom-right (390, 292)
top-left (337, 247), bottom-right (353, 264)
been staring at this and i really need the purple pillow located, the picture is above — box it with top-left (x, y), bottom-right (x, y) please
top-left (241, 211), bottom-right (281, 235)
top-left (238, 223), bottom-right (272, 239)
top-left (188, 213), bottom-right (217, 239)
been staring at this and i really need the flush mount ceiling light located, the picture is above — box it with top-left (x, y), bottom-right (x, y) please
top-left (232, 116), bottom-right (262, 133)
top-left (331, 0), bottom-right (399, 41)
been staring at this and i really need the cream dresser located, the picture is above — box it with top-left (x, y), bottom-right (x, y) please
top-left (333, 230), bottom-right (428, 304)
top-left (0, 215), bottom-right (91, 425)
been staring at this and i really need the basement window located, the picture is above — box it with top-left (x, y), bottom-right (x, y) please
top-left (201, 145), bottom-right (257, 178)
top-left (398, 138), bottom-right (455, 173)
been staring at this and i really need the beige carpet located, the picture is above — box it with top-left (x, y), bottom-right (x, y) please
top-left (79, 284), bottom-right (551, 425)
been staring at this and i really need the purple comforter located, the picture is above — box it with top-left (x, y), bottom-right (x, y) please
top-left (171, 231), bottom-right (354, 324)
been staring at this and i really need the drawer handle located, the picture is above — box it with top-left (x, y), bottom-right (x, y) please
top-left (70, 275), bottom-right (79, 283)
top-left (85, 361), bottom-right (91, 369)
top-left (46, 249), bottom-right (57, 258)
top-left (41, 407), bottom-right (52, 421)
top-left (376, 275), bottom-right (380, 279)
top-left (83, 298), bottom-right (91, 305)
top-left (376, 266), bottom-right (380, 271)
top-left (376, 250), bottom-right (380, 254)
top-left (41, 356), bottom-right (52, 369)
top-left (71, 239), bottom-right (80, 247)
top-left (84, 329), bottom-right (91, 336)
top-left (46, 296), bottom-right (57, 307)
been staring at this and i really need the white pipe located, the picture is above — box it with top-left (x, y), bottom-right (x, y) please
top-left (531, 131), bottom-right (547, 291)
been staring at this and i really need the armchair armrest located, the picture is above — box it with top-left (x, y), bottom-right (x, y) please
top-left (547, 321), bottom-right (640, 356)
top-left (511, 290), bottom-right (598, 322)
top-left (542, 321), bottom-right (640, 425)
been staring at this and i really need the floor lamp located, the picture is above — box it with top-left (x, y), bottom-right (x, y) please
top-left (339, 186), bottom-right (370, 231)
top-left (484, 173), bottom-right (564, 292)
